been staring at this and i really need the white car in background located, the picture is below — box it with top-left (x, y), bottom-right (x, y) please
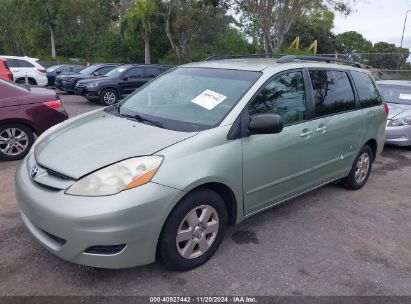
top-left (0, 55), bottom-right (47, 86)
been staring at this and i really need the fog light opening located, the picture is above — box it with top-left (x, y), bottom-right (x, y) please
top-left (83, 244), bottom-right (127, 256)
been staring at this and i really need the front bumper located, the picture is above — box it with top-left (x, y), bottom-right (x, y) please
top-left (386, 124), bottom-right (411, 146)
top-left (59, 80), bottom-right (76, 92)
top-left (74, 85), bottom-right (99, 100)
top-left (15, 158), bottom-right (183, 269)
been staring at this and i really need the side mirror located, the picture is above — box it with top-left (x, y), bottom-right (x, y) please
top-left (56, 70), bottom-right (61, 74)
top-left (122, 76), bottom-right (129, 81)
top-left (248, 114), bottom-right (283, 135)
top-left (92, 72), bottom-right (100, 76)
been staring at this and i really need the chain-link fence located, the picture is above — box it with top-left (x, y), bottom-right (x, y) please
top-left (38, 53), bottom-right (411, 81)
top-left (318, 53), bottom-right (411, 81)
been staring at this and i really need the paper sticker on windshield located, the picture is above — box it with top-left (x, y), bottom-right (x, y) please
top-left (191, 90), bottom-right (227, 110)
top-left (399, 94), bottom-right (411, 100)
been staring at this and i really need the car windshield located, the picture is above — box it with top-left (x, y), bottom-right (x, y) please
top-left (112, 67), bottom-right (261, 132)
top-left (79, 65), bottom-right (99, 75)
top-left (379, 85), bottom-right (411, 105)
top-left (105, 66), bottom-right (127, 78)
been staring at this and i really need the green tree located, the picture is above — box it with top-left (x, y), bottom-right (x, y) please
top-left (161, 0), bottom-right (222, 63)
top-left (233, 0), bottom-right (354, 54)
top-left (335, 31), bottom-right (373, 54)
top-left (122, 0), bottom-right (157, 64)
top-left (369, 42), bottom-right (410, 70)
top-left (285, 4), bottom-right (336, 54)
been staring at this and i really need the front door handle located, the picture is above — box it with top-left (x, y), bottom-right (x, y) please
top-left (300, 129), bottom-right (313, 138)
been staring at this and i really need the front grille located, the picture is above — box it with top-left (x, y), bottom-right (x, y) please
top-left (40, 229), bottom-right (67, 246)
top-left (84, 244), bottom-right (126, 255)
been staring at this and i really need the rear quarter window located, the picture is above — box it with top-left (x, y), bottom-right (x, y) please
top-left (351, 71), bottom-right (383, 108)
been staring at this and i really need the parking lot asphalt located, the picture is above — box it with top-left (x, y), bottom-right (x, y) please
top-left (0, 92), bottom-right (411, 296)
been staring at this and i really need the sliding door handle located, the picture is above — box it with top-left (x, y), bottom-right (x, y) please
top-left (300, 130), bottom-right (313, 138)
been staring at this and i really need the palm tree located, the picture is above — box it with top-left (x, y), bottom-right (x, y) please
top-left (122, 0), bottom-right (156, 64)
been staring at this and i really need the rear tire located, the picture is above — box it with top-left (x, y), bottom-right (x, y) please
top-left (100, 89), bottom-right (118, 106)
top-left (158, 188), bottom-right (228, 271)
top-left (0, 124), bottom-right (34, 161)
top-left (342, 145), bottom-right (373, 190)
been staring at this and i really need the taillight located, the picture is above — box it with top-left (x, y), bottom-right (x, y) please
top-left (384, 103), bottom-right (389, 116)
top-left (37, 68), bottom-right (47, 73)
top-left (43, 100), bottom-right (62, 109)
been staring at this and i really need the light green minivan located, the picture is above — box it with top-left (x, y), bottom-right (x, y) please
top-left (16, 55), bottom-right (388, 270)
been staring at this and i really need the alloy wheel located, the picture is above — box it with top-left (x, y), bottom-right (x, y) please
top-left (176, 204), bottom-right (219, 259)
top-left (355, 152), bottom-right (370, 184)
top-left (103, 91), bottom-right (116, 105)
top-left (0, 128), bottom-right (29, 156)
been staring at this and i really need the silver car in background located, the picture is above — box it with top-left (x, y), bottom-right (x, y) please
top-left (378, 80), bottom-right (411, 147)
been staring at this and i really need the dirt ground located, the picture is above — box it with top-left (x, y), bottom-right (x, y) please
top-left (0, 93), bottom-right (410, 296)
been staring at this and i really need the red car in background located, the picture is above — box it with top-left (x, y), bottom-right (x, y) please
top-left (0, 58), bottom-right (13, 81)
top-left (0, 79), bottom-right (68, 161)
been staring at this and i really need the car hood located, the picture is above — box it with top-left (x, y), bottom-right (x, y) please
top-left (387, 103), bottom-right (411, 119)
top-left (34, 109), bottom-right (197, 179)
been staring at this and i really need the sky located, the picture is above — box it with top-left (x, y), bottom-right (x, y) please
top-left (333, 0), bottom-right (411, 49)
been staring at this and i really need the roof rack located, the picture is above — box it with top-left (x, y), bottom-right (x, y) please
top-left (204, 53), bottom-right (364, 68)
top-left (277, 55), bottom-right (363, 68)
top-left (205, 53), bottom-right (287, 61)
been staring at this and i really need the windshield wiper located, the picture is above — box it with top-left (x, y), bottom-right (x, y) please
top-left (120, 112), bottom-right (165, 129)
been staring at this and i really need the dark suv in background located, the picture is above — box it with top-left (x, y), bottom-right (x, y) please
top-left (75, 64), bottom-right (170, 105)
top-left (46, 64), bottom-right (84, 87)
top-left (55, 63), bottom-right (119, 93)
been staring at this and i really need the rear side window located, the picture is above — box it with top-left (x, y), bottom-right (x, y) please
top-left (97, 66), bottom-right (116, 75)
top-left (309, 70), bottom-right (356, 116)
top-left (351, 71), bottom-right (383, 107)
top-left (18, 59), bottom-right (35, 67)
top-left (6, 59), bottom-right (34, 68)
top-left (144, 67), bottom-right (160, 78)
top-left (125, 67), bottom-right (144, 79)
top-left (6, 59), bottom-right (18, 67)
top-left (249, 71), bottom-right (306, 125)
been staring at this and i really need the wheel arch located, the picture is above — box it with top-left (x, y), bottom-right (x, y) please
top-left (0, 119), bottom-right (38, 136)
top-left (99, 86), bottom-right (120, 96)
top-left (190, 182), bottom-right (238, 226)
top-left (364, 138), bottom-right (378, 161)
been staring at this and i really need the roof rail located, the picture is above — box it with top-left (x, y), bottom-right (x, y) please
top-left (205, 53), bottom-right (287, 61)
top-left (277, 55), bottom-right (363, 68)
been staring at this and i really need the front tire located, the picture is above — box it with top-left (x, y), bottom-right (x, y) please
top-left (343, 145), bottom-right (374, 190)
top-left (0, 124), bottom-right (34, 161)
top-left (100, 89), bottom-right (118, 106)
top-left (158, 188), bottom-right (228, 271)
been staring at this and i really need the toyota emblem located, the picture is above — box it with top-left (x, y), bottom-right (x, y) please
top-left (30, 165), bottom-right (39, 178)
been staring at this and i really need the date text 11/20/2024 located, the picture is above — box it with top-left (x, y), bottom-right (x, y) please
top-left (149, 296), bottom-right (257, 303)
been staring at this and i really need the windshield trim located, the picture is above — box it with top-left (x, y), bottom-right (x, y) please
top-left (106, 67), bottom-right (262, 132)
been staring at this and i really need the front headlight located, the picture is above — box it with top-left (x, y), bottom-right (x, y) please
top-left (87, 82), bottom-right (99, 88)
top-left (388, 115), bottom-right (411, 127)
top-left (66, 156), bottom-right (163, 196)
